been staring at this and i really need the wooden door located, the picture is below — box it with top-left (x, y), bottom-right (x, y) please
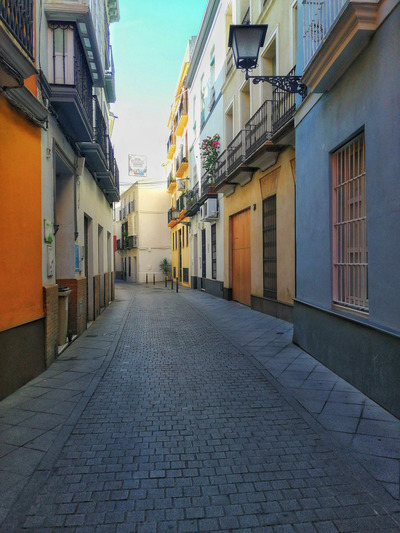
top-left (231, 209), bottom-right (251, 306)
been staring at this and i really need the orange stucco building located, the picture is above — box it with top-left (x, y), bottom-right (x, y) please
top-left (0, 5), bottom-right (46, 396)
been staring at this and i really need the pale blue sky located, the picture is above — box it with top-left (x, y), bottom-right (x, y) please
top-left (111, 0), bottom-right (209, 188)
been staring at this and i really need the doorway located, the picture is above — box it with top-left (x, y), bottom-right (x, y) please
top-left (231, 209), bottom-right (251, 306)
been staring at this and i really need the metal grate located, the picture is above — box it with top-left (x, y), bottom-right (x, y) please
top-left (211, 224), bottom-right (217, 280)
top-left (263, 195), bottom-right (277, 300)
top-left (332, 132), bottom-right (368, 312)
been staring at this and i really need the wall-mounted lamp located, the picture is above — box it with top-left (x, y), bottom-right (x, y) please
top-left (228, 24), bottom-right (307, 97)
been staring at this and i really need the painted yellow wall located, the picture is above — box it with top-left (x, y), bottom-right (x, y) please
top-left (0, 97), bottom-right (43, 330)
top-left (224, 147), bottom-right (295, 305)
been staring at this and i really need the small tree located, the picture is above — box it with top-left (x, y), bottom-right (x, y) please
top-left (159, 258), bottom-right (171, 281)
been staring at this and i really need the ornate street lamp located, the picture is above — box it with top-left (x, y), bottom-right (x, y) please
top-left (228, 24), bottom-right (307, 97)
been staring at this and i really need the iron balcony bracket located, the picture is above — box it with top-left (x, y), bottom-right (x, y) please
top-left (245, 70), bottom-right (307, 98)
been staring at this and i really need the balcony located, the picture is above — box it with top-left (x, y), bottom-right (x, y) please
top-left (226, 130), bottom-right (254, 187)
top-left (48, 23), bottom-right (93, 143)
top-left (168, 207), bottom-right (179, 227)
top-left (175, 93), bottom-right (188, 137)
top-left (98, 150), bottom-right (120, 203)
top-left (302, 0), bottom-right (381, 92)
top-left (185, 182), bottom-right (200, 217)
top-left (244, 99), bottom-right (280, 170)
top-left (175, 146), bottom-right (188, 178)
top-left (177, 194), bottom-right (187, 216)
top-left (214, 88), bottom-right (297, 194)
top-left (214, 150), bottom-right (235, 197)
top-left (167, 132), bottom-right (176, 160)
top-left (105, 45), bottom-right (116, 103)
top-left (0, 0), bottom-right (36, 88)
top-left (167, 172), bottom-right (176, 193)
top-left (79, 97), bottom-right (119, 202)
top-left (44, 0), bottom-right (104, 87)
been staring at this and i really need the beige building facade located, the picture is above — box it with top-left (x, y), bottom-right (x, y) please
top-left (116, 183), bottom-right (171, 283)
top-left (214, 0), bottom-right (298, 320)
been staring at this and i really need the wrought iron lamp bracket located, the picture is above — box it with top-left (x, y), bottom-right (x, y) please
top-left (245, 70), bottom-right (307, 97)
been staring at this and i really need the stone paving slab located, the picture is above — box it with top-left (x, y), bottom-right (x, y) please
top-left (0, 282), bottom-right (399, 532)
top-left (180, 288), bottom-right (400, 502)
top-left (0, 285), bottom-right (133, 530)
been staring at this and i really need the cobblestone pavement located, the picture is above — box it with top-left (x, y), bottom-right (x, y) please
top-left (2, 284), bottom-right (400, 532)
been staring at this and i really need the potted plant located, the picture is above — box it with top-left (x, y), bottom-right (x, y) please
top-left (200, 134), bottom-right (220, 187)
top-left (159, 258), bottom-right (171, 282)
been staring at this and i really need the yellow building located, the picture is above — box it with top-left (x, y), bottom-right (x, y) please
top-left (165, 39), bottom-right (196, 287)
top-left (215, 0), bottom-right (298, 321)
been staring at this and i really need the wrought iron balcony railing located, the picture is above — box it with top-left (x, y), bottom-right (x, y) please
top-left (245, 100), bottom-right (274, 157)
top-left (177, 194), bottom-right (187, 212)
top-left (227, 130), bottom-right (247, 175)
top-left (0, 0), bottom-right (34, 58)
top-left (272, 66), bottom-right (297, 133)
top-left (93, 95), bottom-right (108, 158)
top-left (192, 182), bottom-right (199, 204)
top-left (303, 0), bottom-right (347, 68)
top-left (214, 150), bottom-right (227, 188)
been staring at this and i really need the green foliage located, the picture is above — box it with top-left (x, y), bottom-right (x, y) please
top-left (200, 134), bottom-right (221, 184)
top-left (159, 258), bottom-right (171, 276)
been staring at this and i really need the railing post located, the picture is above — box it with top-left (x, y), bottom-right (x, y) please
top-left (171, 278), bottom-right (173, 290)
top-left (153, 274), bottom-right (155, 285)
top-left (176, 278), bottom-right (179, 293)
top-left (146, 274), bottom-right (148, 285)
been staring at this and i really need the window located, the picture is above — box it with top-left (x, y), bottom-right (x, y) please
top-left (261, 37), bottom-right (276, 102)
top-left (211, 224), bottom-right (217, 279)
top-left (332, 133), bottom-right (368, 312)
top-left (183, 268), bottom-right (189, 283)
top-left (263, 195), bottom-right (277, 299)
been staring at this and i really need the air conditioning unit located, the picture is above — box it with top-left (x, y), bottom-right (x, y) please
top-left (200, 198), bottom-right (218, 221)
top-left (177, 179), bottom-right (186, 191)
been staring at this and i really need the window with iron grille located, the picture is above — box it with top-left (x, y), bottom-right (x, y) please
top-left (211, 224), bottom-right (217, 280)
top-left (332, 132), bottom-right (368, 312)
top-left (263, 195), bottom-right (277, 299)
top-left (183, 268), bottom-right (189, 283)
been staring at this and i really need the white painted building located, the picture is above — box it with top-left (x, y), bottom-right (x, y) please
top-left (185, 0), bottom-right (228, 298)
top-left (39, 0), bottom-right (120, 339)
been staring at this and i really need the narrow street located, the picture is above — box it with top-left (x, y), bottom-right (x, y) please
top-left (1, 283), bottom-right (400, 532)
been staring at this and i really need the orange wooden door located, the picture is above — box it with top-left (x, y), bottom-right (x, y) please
top-left (231, 209), bottom-right (251, 306)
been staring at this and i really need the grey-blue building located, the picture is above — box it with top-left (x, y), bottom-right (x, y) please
top-left (294, 1), bottom-right (400, 417)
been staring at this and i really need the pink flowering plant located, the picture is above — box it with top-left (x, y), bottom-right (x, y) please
top-left (200, 134), bottom-right (221, 184)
